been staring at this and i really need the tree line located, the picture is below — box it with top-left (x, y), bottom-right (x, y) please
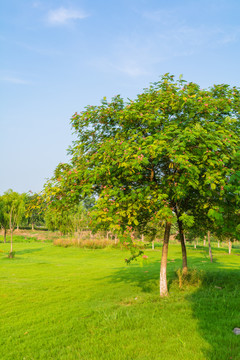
top-left (0, 190), bottom-right (96, 255)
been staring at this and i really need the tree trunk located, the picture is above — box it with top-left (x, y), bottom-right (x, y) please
top-left (208, 231), bottom-right (213, 262)
top-left (194, 240), bottom-right (197, 249)
top-left (160, 222), bottom-right (171, 297)
top-left (229, 240), bottom-right (232, 254)
top-left (10, 229), bottom-right (13, 253)
top-left (203, 237), bottom-right (206, 246)
top-left (77, 230), bottom-right (81, 245)
top-left (10, 211), bottom-right (13, 253)
top-left (32, 223), bottom-right (34, 231)
top-left (141, 234), bottom-right (144, 241)
top-left (152, 241), bottom-right (155, 250)
top-left (4, 228), bottom-right (6, 243)
top-left (177, 218), bottom-right (187, 274)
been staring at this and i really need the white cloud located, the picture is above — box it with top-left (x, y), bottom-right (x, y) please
top-left (32, 1), bottom-right (42, 8)
top-left (91, 34), bottom-right (167, 78)
top-left (17, 41), bottom-right (62, 56)
top-left (142, 9), bottom-right (181, 26)
top-left (114, 62), bottom-right (148, 77)
top-left (46, 7), bottom-right (88, 26)
top-left (91, 8), bottom-right (240, 80)
top-left (2, 77), bottom-right (29, 85)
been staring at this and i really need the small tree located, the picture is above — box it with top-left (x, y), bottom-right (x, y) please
top-left (0, 197), bottom-right (9, 243)
top-left (24, 193), bottom-right (46, 230)
top-left (3, 190), bottom-right (25, 257)
top-left (45, 207), bottom-right (74, 235)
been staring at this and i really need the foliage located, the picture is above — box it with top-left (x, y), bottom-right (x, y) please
top-left (23, 193), bottom-right (46, 228)
top-left (45, 74), bottom-right (240, 240)
top-left (0, 196), bottom-right (9, 241)
top-left (3, 190), bottom-right (25, 230)
top-left (0, 190), bottom-right (26, 255)
top-left (43, 198), bottom-right (94, 235)
top-left (44, 207), bottom-right (74, 235)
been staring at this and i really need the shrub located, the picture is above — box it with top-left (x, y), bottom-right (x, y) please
top-left (176, 268), bottom-right (204, 289)
top-left (8, 251), bottom-right (15, 259)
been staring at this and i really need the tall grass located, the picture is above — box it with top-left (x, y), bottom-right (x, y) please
top-left (53, 237), bottom-right (115, 249)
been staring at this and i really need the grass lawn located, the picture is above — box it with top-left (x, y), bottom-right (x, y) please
top-left (0, 240), bottom-right (240, 360)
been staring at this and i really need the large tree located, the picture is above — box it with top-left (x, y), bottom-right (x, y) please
top-left (44, 74), bottom-right (240, 296)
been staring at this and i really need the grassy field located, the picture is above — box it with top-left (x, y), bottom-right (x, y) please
top-left (0, 239), bottom-right (240, 360)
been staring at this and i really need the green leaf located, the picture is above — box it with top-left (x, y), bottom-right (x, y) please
top-left (210, 183), bottom-right (216, 190)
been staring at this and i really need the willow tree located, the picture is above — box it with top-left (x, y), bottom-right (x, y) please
top-left (3, 190), bottom-right (25, 257)
top-left (45, 74), bottom-right (240, 296)
top-left (0, 197), bottom-right (9, 243)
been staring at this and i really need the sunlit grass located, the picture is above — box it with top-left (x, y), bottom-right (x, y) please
top-left (0, 240), bottom-right (240, 359)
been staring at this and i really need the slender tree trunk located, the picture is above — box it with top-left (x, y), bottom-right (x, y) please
top-left (32, 223), bottom-right (34, 230)
top-left (9, 211), bottom-right (13, 254)
top-left (160, 222), bottom-right (171, 297)
top-left (152, 241), bottom-right (155, 250)
top-left (177, 218), bottom-right (188, 274)
top-left (10, 229), bottom-right (13, 253)
top-left (141, 234), bottom-right (144, 241)
top-left (203, 237), bottom-right (206, 246)
top-left (229, 240), bottom-right (232, 254)
top-left (183, 233), bottom-right (186, 244)
top-left (77, 229), bottom-right (81, 245)
top-left (208, 231), bottom-right (213, 262)
top-left (194, 240), bottom-right (197, 249)
top-left (4, 228), bottom-right (6, 243)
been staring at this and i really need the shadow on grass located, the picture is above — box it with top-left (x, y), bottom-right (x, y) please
top-left (107, 250), bottom-right (240, 359)
top-left (108, 257), bottom-right (182, 293)
top-left (188, 243), bottom-right (240, 256)
top-left (187, 267), bottom-right (240, 360)
top-left (15, 247), bottom-right (44, 255)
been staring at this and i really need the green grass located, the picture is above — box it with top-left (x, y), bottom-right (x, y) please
top-left (0, 235), bottom-right (39, 243)
top-left (0, 241), bottom-right (240, 360)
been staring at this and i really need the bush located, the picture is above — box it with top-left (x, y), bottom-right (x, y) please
top-left (175, 269), bottom-right (204, 289)
top-left (8, 251), bottom-right (15, 259)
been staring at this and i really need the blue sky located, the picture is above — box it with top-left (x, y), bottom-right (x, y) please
top-left (1, 0), bottom-right (240, 194)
